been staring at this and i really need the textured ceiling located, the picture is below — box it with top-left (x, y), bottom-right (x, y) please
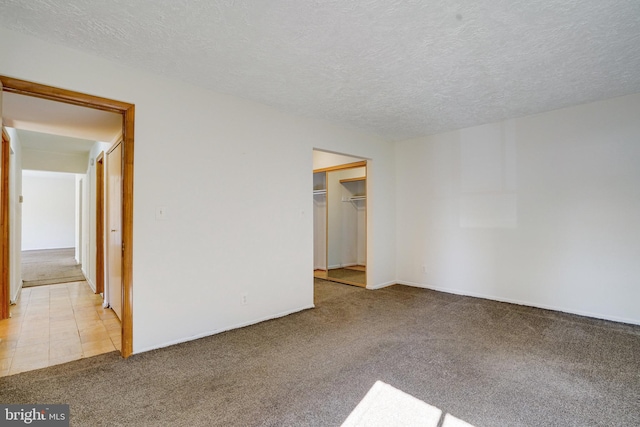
top-left (1, 0), bottom-right (640, 141)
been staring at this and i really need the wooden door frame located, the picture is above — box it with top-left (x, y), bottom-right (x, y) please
top-left (95, 152), bottom-right (105, 295)
top-left (0, 75), bottom-right (135, 358)
top-left (0, 127), bottom-right (9, 319)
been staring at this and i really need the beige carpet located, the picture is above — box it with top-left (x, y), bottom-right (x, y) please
top-left (21, 248), bottom-right (86, 288)
top-left (1, 279), bottom-right (638, 426)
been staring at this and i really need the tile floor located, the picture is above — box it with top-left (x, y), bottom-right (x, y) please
top-left (0, 281), bottom-right (121, 376)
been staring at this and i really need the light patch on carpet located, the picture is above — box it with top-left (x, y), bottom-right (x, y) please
top-left (341, 381), bottom-right (475, 427)
top-left (442, 413), bottom-right (475, 427)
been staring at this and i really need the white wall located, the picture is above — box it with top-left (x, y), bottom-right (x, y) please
top-left (6, 128), bottom-right (22, 302)
top-left (22, 170), bottom-right (76, 250)
top-left (312, 150), bottom-right (365, 170)
top-left (396, 93), bottom-right (640, 325)
top-left (0, 27), bottom-right (397, 353)
top-left (22, 148), bottom-right (89, 173)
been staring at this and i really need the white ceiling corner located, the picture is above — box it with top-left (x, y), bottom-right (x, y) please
top-left (1, 0), bottom-right (640, 141)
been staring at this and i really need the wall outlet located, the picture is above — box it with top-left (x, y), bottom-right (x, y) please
top-left (241, 293), bottom-right (248, 305)
top-left (422, 265), bottom-right (427, 274)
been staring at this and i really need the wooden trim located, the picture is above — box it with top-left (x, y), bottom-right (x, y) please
top-left (0, 76), bottom-right (130, 113)
top-left (339, 176), bottom-right (366, 184)
top-left (324, 277), bottom-right (366, 288)
top-left (121, 106), bottom-right (135, 358)
top-left (0, 76), bottom-right (135, 357)
top-left (364, 162), bottom-right (368, 287)
top-left (95, 152), bottom-right (105, 295)
top-left (325, 171), bottom-right (329, 274)
top-left (313, 160), bottom-right (367, 173)
top-left (0, 129), bottom-right (9, 319)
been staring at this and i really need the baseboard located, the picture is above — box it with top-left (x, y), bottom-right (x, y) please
top-left (86, 278), bottom-right (97, 293)
top-left (134, 304), bottom-right (316, 355)
top-left (396, 280), bottom-right (640, 326)
top-left (367, 280), bottom-right (396, 290)
top-left (10, 285), bottom-right (23, 305)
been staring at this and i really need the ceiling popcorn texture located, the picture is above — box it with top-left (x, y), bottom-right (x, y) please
top-left (1, 0), bottom-right (639, 140)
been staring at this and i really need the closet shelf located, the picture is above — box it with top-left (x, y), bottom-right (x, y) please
top-left (340, 177), bottom-right (366, 184)
top-left (342, 196), bottom-right (366, 202)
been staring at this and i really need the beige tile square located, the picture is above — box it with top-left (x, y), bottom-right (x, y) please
top-left (16, 334), bottom-right (50, 348)
top-left (82, 339), bottom-right (115, 357)
top-left (9, 358), bottom-right (49, 375)
top-left (14, 342), bottom-right (49, 359)
top-left (80, 329), bottom-right (111, 345)
top-left (26, 302), bottom-right (49, 310)
top-left (74, 311), bottom-right (99, 322)
top-left (50, 311), bottom-right (75, 322)
top-left (0, 357), bottom-right (13, 371)
top-left (110, 335), bottom-right (122, 351)
top-left (21, 314), bottom-right (50, 325)
top-left (77, 319), bottom-right (104, 332)
top-left (50, 318), bottom-right (77, 330)
top-left (0, 339), bottom-right (18, 353)
top-left (102, 317), bottom-right (121, 330)
top-left (50, 341), bottom-right (82, 360)
top-left (18, 327), bottom-right (49, 340)
top-left (49, 322), bottom-right (78, 340)
top-left (0, 323), bottom-right (22, 336)
top-left (22, 318), bottom-right (49, 327)
top-left (49, 353), bottom-right (82, 367)
top-left (51, 329), bottom-right (80, 342)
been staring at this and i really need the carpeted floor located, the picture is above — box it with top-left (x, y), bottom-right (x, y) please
top-left (1, 279), bottom-right (639, 426)
top-left (22, 248), bottom-right (86, 287)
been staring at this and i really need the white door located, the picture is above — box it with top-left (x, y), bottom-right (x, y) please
top-left (107, 141), bottom-right (123, 319)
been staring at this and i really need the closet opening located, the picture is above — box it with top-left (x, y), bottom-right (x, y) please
top-left (312, 149), bottom-right (367, 288)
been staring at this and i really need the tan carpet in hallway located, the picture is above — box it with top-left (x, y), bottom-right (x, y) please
top-left (22, 248), bottom-right (86, 287)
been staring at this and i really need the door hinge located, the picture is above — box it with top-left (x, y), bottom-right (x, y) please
top-left (122, 242), bottom-right (125, 252)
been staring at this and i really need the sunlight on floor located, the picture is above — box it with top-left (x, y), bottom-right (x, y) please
top-left (341, 381), bottom-right (475, 427)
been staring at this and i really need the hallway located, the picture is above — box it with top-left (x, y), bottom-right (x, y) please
top-left (0, 281), bottom-right (120, 376)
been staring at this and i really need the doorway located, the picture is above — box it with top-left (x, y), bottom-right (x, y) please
top-left (0, 75), bottom-right (135, 358)
top-left (313, 150), bottom-right (367, 287)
